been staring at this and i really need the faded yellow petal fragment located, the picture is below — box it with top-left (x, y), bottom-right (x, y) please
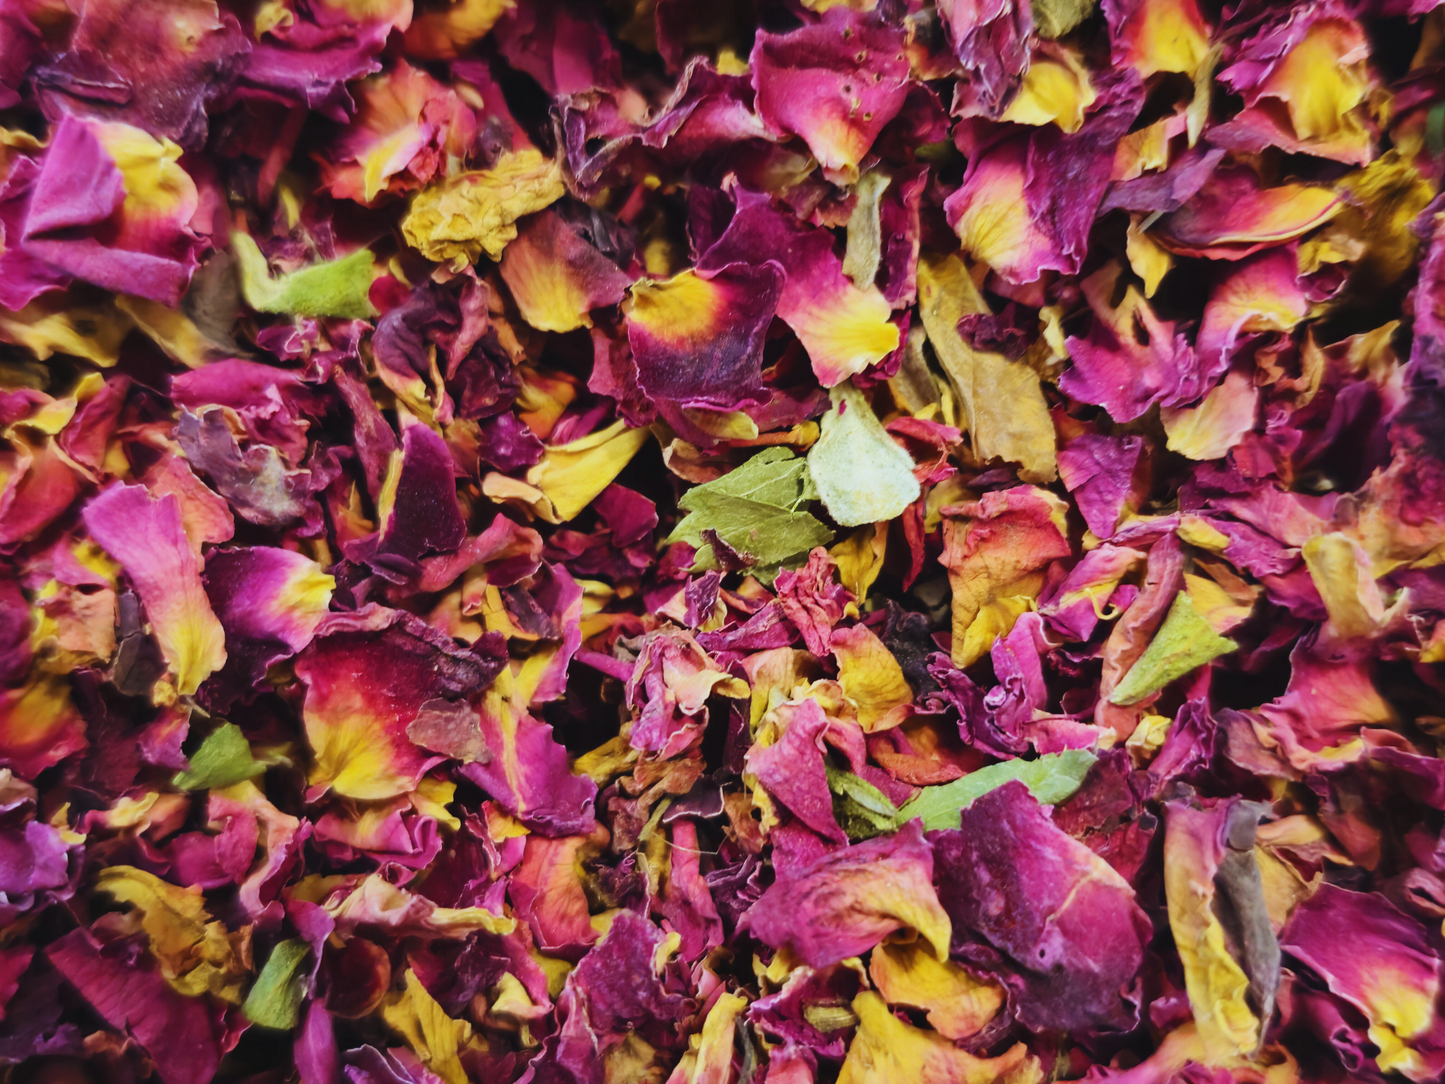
top-left (1164, 812), bottom-right (1260, 1064)
top-left (831, 623), bottom-right (912, 731)
top-left (786, 282), bottom-right (900, 388)
top-left (830, 524), bottom-right (887, 604)
top-left (1303, 532), bottom-right (1385, 641)
top-left (918, 254), bottom-right (1057, 483)
top-left (381, 970), bottom-right (475, 1084)
top-left (1127, 216), bottom-right (1174, 297)
top-left (116, 295), bottom-right (213, 368)
top-left (0, 296), bottom-right (132, 366)
top-left (95, 866), bottom-right (250, 1003)
top-left (1000, 49), bottom-right (1097, 133)
top-left (625, 270), bottom-right (724, 343)
top-left (402, 149), bottom-right (565, 267)
top-left (405, 0), bottom-right (515, 58)
top-left (526, 420), bottom-right (651, 524)
top-left (1120, 0), bottom-right (1212, 80)
top-left (1162, 370), bottom-right (1260, 461)
top-left (839, 991), bottom-right (1043, 1084)
top-left (92, 122), bottom-right (197, 231)
top-left (869, 941), bottom-right (1004, 1041)
top-left (692, 992), bottom-right (749, 1084)
top-left (1266, 19), bottom-right (1371, 147)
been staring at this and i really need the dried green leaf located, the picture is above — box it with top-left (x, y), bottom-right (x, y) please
top-left (1032, 0), bottom-right (1095, 38)
top-left (843, 171), bottom-right (891, 290)
top-left (895, 748), bottom-right (1097, 831)
top-left (173, 722), bottom-right (265, 792)
top-left (826, 764), bottom-right (901, 841)
top-left (1109, 591), bottom-right (1238, 706)
top-left (243, 938), bottom-right (310, 1030)
top-left (666, 448), bottom-right (833, 573)
top-left (232, 232), bottom-right (377, 319)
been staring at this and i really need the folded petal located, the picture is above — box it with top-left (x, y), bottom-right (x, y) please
top-left (294, 606), bottom-right (503, 799)
top-left (740, 820), bottom-right (950, 968)
top-left (82, 483), bottom-right (227, 696)
top-left (22, 117), bottom-right (202, 306)
top-left (934, 780), bottom-right (1151, 1033)
top-left (200, 546), bottom-right (334, 710)
top-left (501, 210), bottom-right (632, 334)
top-left (699, 189), bottom-right (899, 387)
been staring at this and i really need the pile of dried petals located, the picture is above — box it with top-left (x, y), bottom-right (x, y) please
top-left (1, 0), bottom-right (1445, 1082)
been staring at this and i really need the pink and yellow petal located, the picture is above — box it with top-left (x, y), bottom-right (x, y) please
top-left (294, 607), bottom-right (499, 800)
top-left (1160, 169), bottom-right (1343, 258)
top-left (320, 61), bottom-right (476, 205)
top-left (944, 137), bottom-right (1059, 284)
top-left (1108, 0), bottom-right (1212, 80)
top-left (502, 210), bottom-right (632, 334)
top-left (81, 483), bottom-right (227, 696)
top-left (625, 264), bottom-right (780, 408)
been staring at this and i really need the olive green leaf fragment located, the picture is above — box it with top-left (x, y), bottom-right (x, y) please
top-left (243, 938), bottom-right (310, 1030)
top-left (232, 231), bottom-right (377, 319)
top-left (895, 748), bottom-right (1098, 832)
top-left (826, 764), bottom-right (902, 842)
top-left (1109, 591), bottom-right (1239, 706)
top-left (173, 722), bottom-right (265, 791)
top-left (665, 447), bottom-right (833, 573)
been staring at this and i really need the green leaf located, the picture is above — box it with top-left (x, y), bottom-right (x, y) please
top-left (173, 722), bottom-right (265, 791)
top-left (232, 231), bottom-right (377, 319)
top-left (895, 748), bottom-right (1098, 832)
top-left (826, 764), bottom-right (900, 842)
top-left (807, 382), bottom-right (921, 529)
top-left (1031, 0), bottom-right (1095, 38)
top-left (1108, 591), bottom-right (1238, 706)
top-left (243, 938), bottom-right (310, 1030)
top-left (665, 448), bottom-right (833, 574)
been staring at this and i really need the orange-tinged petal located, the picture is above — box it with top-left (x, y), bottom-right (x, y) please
top-left (941, 486), bottom-right (1072, 666)
top-left (0, 671), bottom-right (87, 779)
top-left (1111, 0), bottom-right (1212, 79)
